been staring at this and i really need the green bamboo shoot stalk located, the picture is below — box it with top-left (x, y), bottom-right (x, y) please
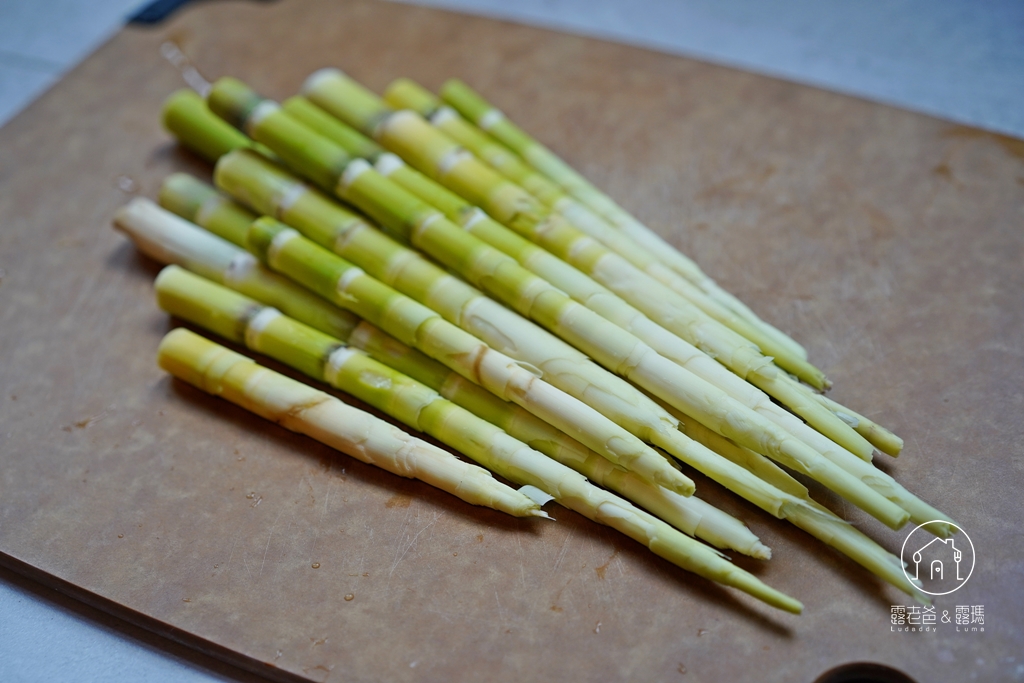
top-left (679, 418), bottom-right (930, 602)
top-left (137, 185), bottom-right (767, 557)
top-left (162, 89), bottom-right (277, 163)
top-left (306, 70), bottom-right (822, 388)
top-left (244, 213), bottom-right (692, 495)
top-left (295, 74), bottom-right (874, 456)
top-left (666, 400), bottom-right (954, 536)
top-left (158, 275), bottom-right (799, 612)
top-left (157, 327), bottom-right (543, 518)
top-left (680, 418), bottom-right (810, 500)
top-left (281, 95), bottom-right (387, 163)
top-left (438, 78), bottom-right (807, 363)
top-left (163, 89), bottom-right (252, 163)
top-left (202, 80), bottom-right (907, 528)
top-left (385, 78), bottom-right (563, 206)
top-left (786, 376), bottom-right (904, 457)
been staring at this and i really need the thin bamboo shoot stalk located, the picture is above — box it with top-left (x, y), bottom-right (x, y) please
top-left (438, 78), bottom-right (807, 362)
top-left (781, 374), bottom-right (904, 457)
top-left (157, 327), bottom-right (543, 518)
top-left (201, 80), bottom-right (906, 528)
top-left (384, 78), bottom-right (568, 207)
top-left (667, 401), bottom-right (954, 536)
top-left (163, 89), bottom-right (275, 163)
top-left (145, 184), bottom-right (767, 556)
top-left (303, 69), bottom-right (825, 390)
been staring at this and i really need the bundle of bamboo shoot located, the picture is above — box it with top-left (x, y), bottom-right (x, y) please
top-left (110, 64), bottom-right (958, 615)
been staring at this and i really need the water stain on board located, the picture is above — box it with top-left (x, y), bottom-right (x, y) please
top-left (385, 494), bottom-right (412, 508)
top-left (595, 548), bottom-right (620, 580)
top-left (932, 162), bottom-right (954, 181)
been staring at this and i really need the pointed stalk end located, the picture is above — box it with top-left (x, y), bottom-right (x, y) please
top-left (733, 573), bottom-right (803, 614)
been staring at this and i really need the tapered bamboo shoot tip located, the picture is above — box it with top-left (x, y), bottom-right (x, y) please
top-left (750, 542), bottom-right (772, 561)
top-left (742, 577), bottom-right (803, 614)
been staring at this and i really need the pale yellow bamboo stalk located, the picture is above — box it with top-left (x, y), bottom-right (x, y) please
top-left (213, 139), bottom-right (904, 529)
top-left (157, 328), bottom-right (543, 518)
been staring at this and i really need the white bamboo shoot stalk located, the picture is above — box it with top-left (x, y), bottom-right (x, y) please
top-left (157, 328), bottom-right (543, 518)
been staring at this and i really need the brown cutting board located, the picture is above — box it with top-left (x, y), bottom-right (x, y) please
top-left (1, 1), bottom-right (1021, 681)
